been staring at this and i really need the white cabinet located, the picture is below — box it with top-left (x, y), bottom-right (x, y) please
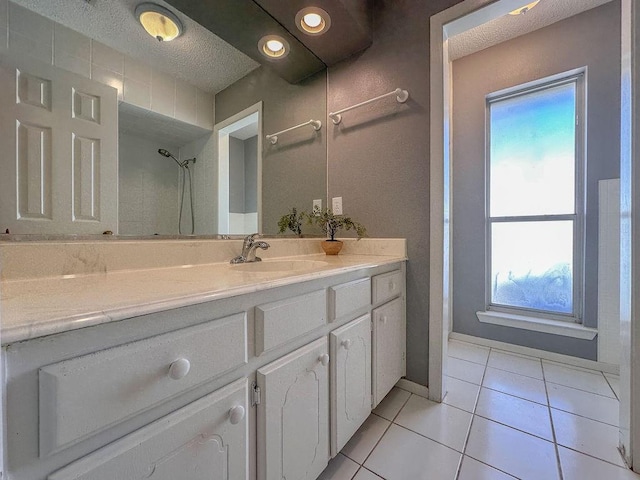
top-left (257, 338), bottom-right (330, 480)
top-left (372, 296), bottom-right (406, 406)
top-left (48, 378), bottom-right (249, 480)
top-left (330, 315), bottom-right (372, 456)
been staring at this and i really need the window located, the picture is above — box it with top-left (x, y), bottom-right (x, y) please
top-left (486, 71), bottom-right (585, 321)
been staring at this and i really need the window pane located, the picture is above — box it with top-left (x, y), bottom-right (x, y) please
top-left (491, 221), bottom-right (573, 314)
top-left (490, 82), bottom-right (576, 217)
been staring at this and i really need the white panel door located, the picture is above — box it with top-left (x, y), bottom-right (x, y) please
top-left (48, 378), bottom-right (249, 480)
top-left (372, 297), bottom-right (406, 406)
top-left (0, 52), bottom-right (118, 234)
top-left (257, 337), bottom-right (329, 480)
top-left (330, 314), bottom-right (372, 456)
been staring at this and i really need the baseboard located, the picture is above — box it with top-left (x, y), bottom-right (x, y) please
top-left (395, 378), bottom-right (429, 399)
top-left (449, 332), bottom-right (620, 375)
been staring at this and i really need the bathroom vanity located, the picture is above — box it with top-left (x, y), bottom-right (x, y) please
top-left (0, 238), bottom-right (407, 480)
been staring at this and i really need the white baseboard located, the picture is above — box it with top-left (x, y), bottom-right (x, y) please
top-left (449, 332), bottom-right (620, 375)
top-left (395, 379), bottom-right (429, 399)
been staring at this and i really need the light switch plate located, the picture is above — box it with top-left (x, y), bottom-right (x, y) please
top-left (332, 197), bottom-right (343, 215)
top-left (313, 199), bottom-right (322, 212)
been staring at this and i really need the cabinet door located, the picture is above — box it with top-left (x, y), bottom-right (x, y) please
top-left (372, 297), bottom-right (406, 406)
top-left (330, 314), bottom-right (372, 456)
top-left (257, 337), bottom-right (329, 480)
top-left (48, 379), bottom-right (249, 480)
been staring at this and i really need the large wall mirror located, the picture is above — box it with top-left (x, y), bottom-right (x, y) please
top-left (0, 0), bottom-right (327, 237)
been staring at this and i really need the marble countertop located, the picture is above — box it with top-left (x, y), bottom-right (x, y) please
top-left (1, 251), bottom-right (406, 345)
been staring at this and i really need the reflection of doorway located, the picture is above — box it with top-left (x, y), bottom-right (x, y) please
top-left (430, 0), bottom-right (639, 473)
top-left (214, 102), bottom-right (262, 235)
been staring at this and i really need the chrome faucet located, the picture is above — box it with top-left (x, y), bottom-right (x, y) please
top-left (231, 233), bottom-right (270, 264)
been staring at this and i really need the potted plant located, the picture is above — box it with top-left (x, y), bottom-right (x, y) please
top-left (277, 207), bottom-right (304, 237)
top-left (305, 207), bottom-right (367, 255)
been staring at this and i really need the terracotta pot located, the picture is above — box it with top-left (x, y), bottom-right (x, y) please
top-left (321, 240), bottom-right (343, 255)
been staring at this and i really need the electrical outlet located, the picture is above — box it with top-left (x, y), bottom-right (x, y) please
top-left (332, 197), bottom-right (343, 215)
top-left (313, 199), bottom-right (322, 212)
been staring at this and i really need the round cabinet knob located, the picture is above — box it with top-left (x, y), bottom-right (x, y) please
top-left (380, 316), bottom-right (388, 324)
top-left (168, 358), bottom-right (191, 380)
top-left (342, 339), bottom-right (352, 350)
top-left (389, 280), bottom-right (396, 291)
top-left (229, 405), bottom-right (245, 425)
top-left (318, 353), bottom-right (330, 366)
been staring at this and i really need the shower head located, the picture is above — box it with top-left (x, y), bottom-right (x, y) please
top-left (157, 148), bottom-right (182, 167)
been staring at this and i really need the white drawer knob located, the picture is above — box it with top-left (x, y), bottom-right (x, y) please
top-left (389, 281), bottom-right (396, 290)
top-left (168, 358), bottom-right (191, 380)
top-left (318, 353), bottom-right (330, 366)
top-left (342, 339), bottom-right (352, 350)
top-left (380, 316), bottom-right (388, 324)
top-left (229, 405), bottom-right (245, 425)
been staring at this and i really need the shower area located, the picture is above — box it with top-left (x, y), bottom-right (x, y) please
top-left (118, 103), bottom-right (214, 236)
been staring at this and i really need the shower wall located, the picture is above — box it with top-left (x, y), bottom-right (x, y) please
top-left (118, 134), bottom-right (180, 235)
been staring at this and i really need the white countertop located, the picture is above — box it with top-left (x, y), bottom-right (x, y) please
top-left (1, 250), bottom-right (406, 345)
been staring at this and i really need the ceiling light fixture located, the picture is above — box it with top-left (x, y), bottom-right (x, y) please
top-left (258, 35), bottom-right (290, 59)
top-left (509, 0), bottom-right (540, 15)
top-left (135, 3), bottom-right (183, 42)
top-left (295, 7), bottom-right (331, 36)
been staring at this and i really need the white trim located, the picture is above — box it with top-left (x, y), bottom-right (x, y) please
top-left (449, 332), bottom-right (620, 375)
top-left (476, 311), bottom-right (597, 340)
top-left (395, 379), bottom-right (429, 399)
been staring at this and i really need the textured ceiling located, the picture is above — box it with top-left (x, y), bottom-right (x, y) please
top-left (11, 0), bottom-right (260, 93)
top-left (448, 0), bottom-right (614, 61)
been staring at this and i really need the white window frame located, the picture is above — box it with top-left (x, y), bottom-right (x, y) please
top-left (484, 68), bottom-right (586, 324)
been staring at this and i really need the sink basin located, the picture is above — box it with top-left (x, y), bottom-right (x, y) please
top-left (231, 259), bottom-right (329, 273)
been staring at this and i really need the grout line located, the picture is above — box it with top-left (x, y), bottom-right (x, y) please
top-left (542, 357), bottom-right (565, 480)
top-left (462, 452), bottom-right (521, 479)
top-left (547, 404), bottom-right (619, 428)
top-left (602, 372), bottom-right (621, 401)
top-left (545, 378), bottom-right (619, 399)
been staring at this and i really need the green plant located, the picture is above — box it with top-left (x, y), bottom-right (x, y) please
top-left (305, 207), bottom-right (367, 241)
top-left (277, 208), bottom-right (304, 237)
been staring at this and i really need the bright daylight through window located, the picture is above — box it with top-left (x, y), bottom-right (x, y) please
top-left (487, 72), bottom-right (584, 320)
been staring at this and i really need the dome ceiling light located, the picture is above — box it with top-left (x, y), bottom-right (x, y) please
top-left (295, 7), bottom-right (331, 36)
top-left (135, 3), bottom-right (183, 42)
top-left (509, 1), bottom-right (541, 16)
top-left (258, 35), bottom-right (290, 59)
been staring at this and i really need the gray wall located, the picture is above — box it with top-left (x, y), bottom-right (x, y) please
top-left (327, 0), bottom-right (462, 385)
top-left (215, 66), bottom-right (327, 235)
top-left (229, 136), bottom-right (258, 214)
top-left (451, 2), bottom-right (621, 359)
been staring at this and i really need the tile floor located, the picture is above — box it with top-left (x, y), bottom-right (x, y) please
top-left (318, 339), bottom-right (640, 480)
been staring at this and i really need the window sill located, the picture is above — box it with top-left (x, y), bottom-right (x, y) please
top-left (475, 311), bottom-right (598, 340)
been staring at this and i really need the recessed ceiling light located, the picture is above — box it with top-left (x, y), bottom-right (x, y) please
top-left (295, 7), bottom-right (331, 36)
top-left (258, 35), bottom-right (290, 59)
top-left (135, 3), bottom-right (183, 42)
top-left (509, 0), bottom-right (541, 16)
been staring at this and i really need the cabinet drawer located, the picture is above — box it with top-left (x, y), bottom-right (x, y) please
top-left (329, 278), bottom-right (371, 321)
top-left (255, 290), bottom-right (326, 355)
top-left (48, 378), bottom-right (249, 480)
top-left (372, 270), bottom-right (403, 305)
top-left (39, 313), bottom-right (247, 456)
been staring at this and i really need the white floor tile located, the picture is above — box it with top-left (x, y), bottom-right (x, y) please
top-left (448, 340), bottom-right (490, 365)
top-left (447, 356), bottom-right (486, 384)
top-left (483, 367), bottom-right (548, 405)
top-left (442, 376), bottom-right (481, 413)
top-left (475, 387), bottom-right (553, 440)
top-left (353, 468), bottom-right (384, 480)
top-left (542, 361), bottom-right (615, 397)
top-left (318, 454), bottom-right (359, 480)
top-left (466, 416), bottom-right (559, 480)
top-left (552, 408), bottom-right (626, 467)
top-left (341, 414), bottom-right (390, 465)
top-left (458, 456), bottom-right (517, 480)
top-left (394, 394), bottom-right (473, 452)
top-left (558, 446), bottom-right (640, 480)
top-left (547, 382), bottom-right (619, 426)
top-left (488, 350), bottom-right (543, 380)
top-left (372, 387), bottom-right (411, 421)
top-left (605, 373), bottom-right (621, 399)
top-left (364, 424), bottom-right (461, 480)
